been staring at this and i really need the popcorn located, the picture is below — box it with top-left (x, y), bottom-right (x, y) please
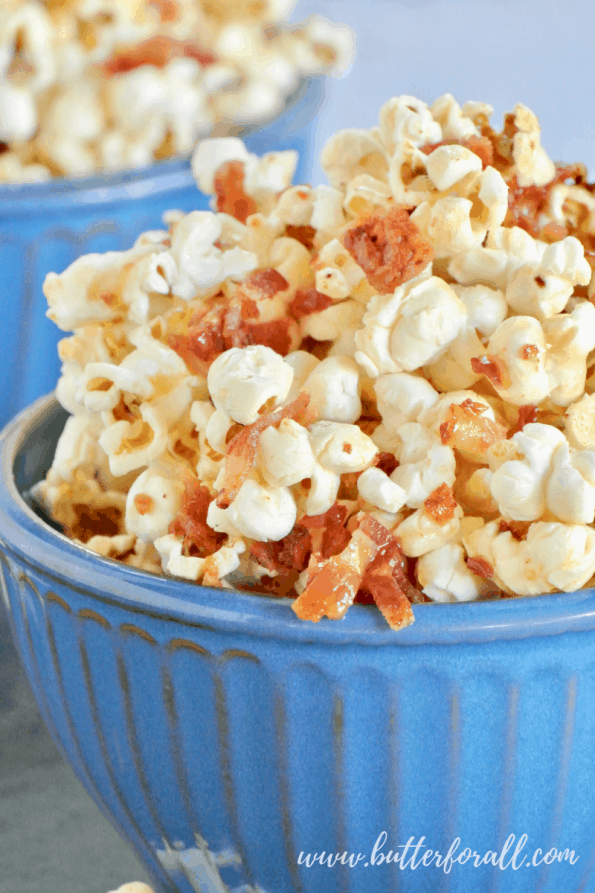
top-left (354, 274), bottom-right (467, 378)
top-left (39, 89), bottom-right (595, 632)
top-left (207, 345), bottom-right (294, 425)
top-left (0, 2), bottom-right (354, 182)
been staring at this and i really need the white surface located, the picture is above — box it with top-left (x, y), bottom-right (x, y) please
top-left (290, 0), bottom-right (595, 184)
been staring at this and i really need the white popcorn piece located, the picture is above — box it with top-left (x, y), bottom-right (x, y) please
top-left (274, 185), bottom-right (314, 226)
top-left (304, 355), bottom-right (362, 423)
top-left (154, 534), bottom-right (205, 581)
top-left (357, 467), bottom-right (407, 513)
top-left (314, 238), bottom-right (366, 299)
top-left (472, 520), bottom-right (595, 596)
top-left (354, 275), bottom-right (467, 377)
top-left (411, 197), bottom-right (482, 260)
top-left (374, 372), bottom-right (439, 431)
top-left (207, 345), bottom-right (294, 425)
top-left (482, 316), bottom-right (550, 406)
top-left (169, 211), bottom-right (258, 300)
top-left (311, 184), bottom-right (347, 235)
top-left (191, 136), bottom-right (253, 194)
top-left (258, 418), bottom-right (315, 486)
top-left (302, 299), bottom-right (364, 345)
top-left (390, 422), bottom-right (456, 508)
top-left (543, 301), bottom-right (595, 407)
top-left (302, 462), bottom-right (341, 516)
top-left (424, 144), bottom-right (482, 192)
top-left (125, 468), bottom-right (185, 543)
top-left (395, 503), bottom-right (463, 557)
top-left (417, 543), bottom-right (487, 602)
top-left (489, 423), bottom-right (566, 521)
top-left (546, 440), bottom-right (595, 524)
top-left (343, 173), bottom-right (393, 218)
top-left (320, 128), bottom-right (389, 190)
top-left (565, 393), bottom-right (595, 450)
top-left (282, 351), bottom-right (320, 404)
top-left (205, 408), bottom-right (233, 456)
top-left (431, 94), bottom-right (479, 140)
top-left (0, 83), bottom-right (37, 142)
top-left (226, 479), bottom-right (296, 541)
top-left (511, 102), bottom-right (556, 188)
top-left (379, 95), bottom-right (442, 153)
top-left (418, 389), bottom-right (496, 432)
top-left (308, 420), bottom-right (377, 474)
top-left (108, 882), bottom-right (155, 893)
top-left (426, 324), bottom-right (485, 391)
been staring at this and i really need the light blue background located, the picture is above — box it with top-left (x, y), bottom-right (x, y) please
top-left (291, 0), bottom-right (595, 184)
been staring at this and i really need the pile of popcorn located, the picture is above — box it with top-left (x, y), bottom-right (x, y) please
top-left (38, 91), bottom-right (595, 631)
top-left (0, 0), bottom-right (352, 182)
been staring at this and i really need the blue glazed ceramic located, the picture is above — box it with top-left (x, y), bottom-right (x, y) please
top-left (0, 76), bottom-right (324, 431)
top-left (2, 394), bottom-right (595, 893)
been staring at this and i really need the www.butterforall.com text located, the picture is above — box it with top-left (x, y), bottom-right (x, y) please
top-left (297, 832), bottom-right (579, 873)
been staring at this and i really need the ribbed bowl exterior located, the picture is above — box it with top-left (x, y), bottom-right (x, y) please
top-left (2, 396), bottom-right (595, 893)
top-left (0, 77), bottom-right (323, 430)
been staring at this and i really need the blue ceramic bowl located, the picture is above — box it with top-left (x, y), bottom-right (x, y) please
top-left (0, 77), bottom-right (324, 431)
top-left (2, 394), bottom-right (595, 893)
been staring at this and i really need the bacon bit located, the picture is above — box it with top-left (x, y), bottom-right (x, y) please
top-left (0, 142), bottom-right (8, 155)
top-left (466, 556), bottom-right (494, 578)
top-left (133, 494), bottom-right (154, 516)
top-left (498, 519), bottom-right (530, 541)
top-left (169, 478), bottom-right (225, 557)
top-left (285, 224), bottom-right (317, 250)
top-left (520, 343), bottom-right (539, 360)
top-left (301, 502), bottom-right (349, 529)
top-left (424, 484), bottom-right (458, 526)
top-left (217, 391), bottom-right (317, 509)
top-left (100, 291), bottom-right (118, 306)
top-left (288, 288), bottom-right (333, 319)
top-left (420, 135), bottom-right (494, 169)
top-left (102, 37), bottom-right (217, 77)
top-left (511, 404), bottom-right (538, 436)
top-left (439, 402), bottom-right (507, 459)
top-left (470, 354), bottom-right (507, 388)
top-left (342, 206), bottom-right (434, 293)
top-left (168, 297), bottom-right (294, 372)
top-left (374, 452), bottom-right (399, 476)
top-left (342, 442), bottom-right (353, 454)
top-left (249, 524), bottom-right (312, 574)
top-left (298, 336), bottom-right (333, 360)
top-left (300, 502), bottom-right (352, 557)
top-left (213, 161), bottom-right (258, 223)
top-left (237, 268), bottom-right (289, 301)
top-left (362, 551), bottom-right (415, 630)
top-left (535, 275), bottom-right (546, 287)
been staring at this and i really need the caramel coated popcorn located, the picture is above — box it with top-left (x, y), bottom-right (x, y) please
top-left (39, 92), bottom-right (595, 630)
top-left (0, 0), bottom-right (353, 182)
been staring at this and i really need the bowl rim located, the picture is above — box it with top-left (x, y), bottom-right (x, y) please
top-left (0, 76), bottom-right (322, 212)
top-left (2, 393), bottom-right (595, 647)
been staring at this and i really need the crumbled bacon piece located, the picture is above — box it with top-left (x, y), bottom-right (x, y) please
top-left (217, 391), bottom-right (317, 509)
top-left (213, 161), bottom-right (258, 223)
top-left (470, 354), bottom-right (507, 388)
top-left (374, 452), bottom-right (399, 477)
top-left (285, 225), bottom-right (317, 250)
top-left (511, 404), bottom-right (538, 435)
top-left (237, 269), bottom-right (289, 301)
top-left (439, 402), bottom-right (507, 459)
top-left (519, 343), bottom-right (539, 360)
top-left (168, 295), bottom-right (294, 372)
top-left (466, 556), bottom-right (494, 578)
top-left (100, 291), bottom-right (117, 306)
top-left (298, 336), bottom-right (333, 360)
top-left (102, 37), bottom-right (217, 77)
top-left (420, 135), bottom-right (494, 169)
top-left (133, 494), bottom-right (153, 515)
top-left (288, 287), bottom-right (333, 319)
top-left (301, 502), bottom-right (351, 558)
top-left (292, 512), bottom-right (422, 628)
top-left (169, 478), bottom-right (225, 557)
top-left (424, 484), bottom-right (458, 526)
top-left (249, 524), bottom-right (312, 574)
top-left (342, 206), bottom-right (434, 293)
top-left (71, 505), bottom-right (122, 543)
top-left (498, 519), bottom-right (531, 541)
